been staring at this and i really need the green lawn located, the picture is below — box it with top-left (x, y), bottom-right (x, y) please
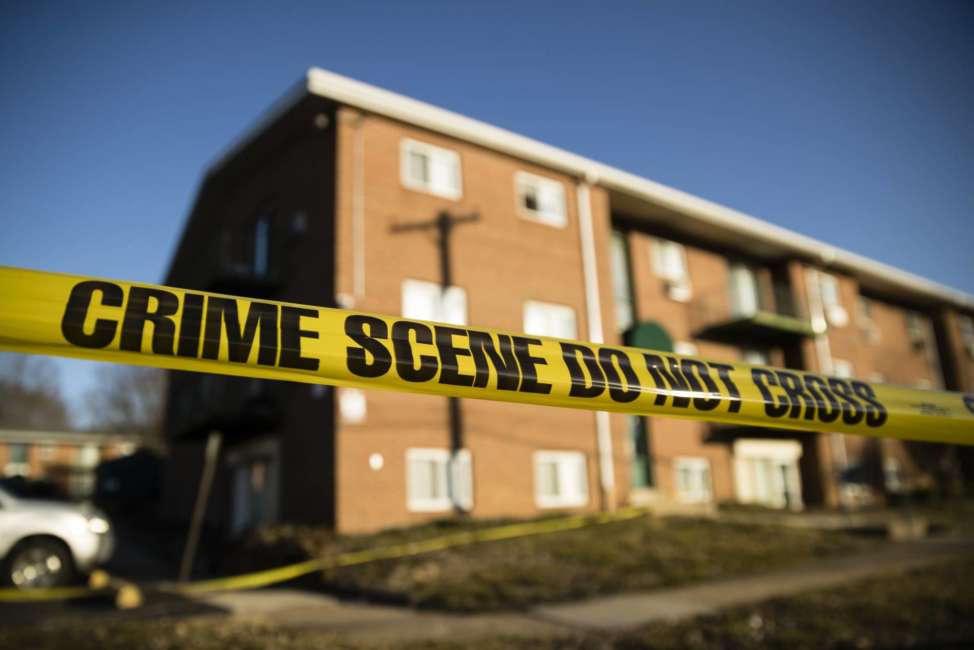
top-left (226, 512), bottom-right (878, 612)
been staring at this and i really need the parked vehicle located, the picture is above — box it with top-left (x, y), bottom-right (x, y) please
top-left (0, 484), bottom-right (114, 588)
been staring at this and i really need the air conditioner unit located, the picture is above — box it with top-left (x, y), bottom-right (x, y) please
top-left (665, 280), bottom-right (692, 303)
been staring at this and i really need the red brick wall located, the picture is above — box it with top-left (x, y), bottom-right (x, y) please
top-left (331, 110), bottom-right (621, 532)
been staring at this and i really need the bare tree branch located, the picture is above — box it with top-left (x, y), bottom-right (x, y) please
top-left (0, 353), bottom-right (73, 430)
top-left (84, 365), bottom-right (167, 450)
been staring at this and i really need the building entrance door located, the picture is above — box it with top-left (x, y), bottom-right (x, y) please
top-left (228, 437), bottom-right (280, 536)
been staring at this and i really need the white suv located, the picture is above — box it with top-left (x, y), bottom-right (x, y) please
top-left (0, 485), bottom-right (114, 588)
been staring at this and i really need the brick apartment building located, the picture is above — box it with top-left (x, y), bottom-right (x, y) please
top-left (0, 430), bottom-right (137, 499)
top-left (162, 68), bottom-right (974, 535)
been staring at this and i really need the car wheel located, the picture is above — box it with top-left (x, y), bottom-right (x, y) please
top-left (5, 538), bottom-right (75, 589)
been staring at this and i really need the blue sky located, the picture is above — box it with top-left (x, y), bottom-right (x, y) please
top-left (1, 1), bottom-right (972, 422)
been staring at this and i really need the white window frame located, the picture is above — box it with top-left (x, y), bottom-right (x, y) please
top-left (832, 359), bottom-right (854, 379)
top-left (650, 238), bottom-right (692, 301)
top-left (742, 347), bottom-right (770, 366)
top-left (534, 450), bottom-right (588, 508)
top-left (400, 138), bottom-right (462, 200)
top-left (5, 442), bottom-right (29, 477)
top-left (651, 238), bottom-right (689, 282)
top-left (515, 171), bottom-right (567, 228)
top-left (402, 278), bottom-right (467, 326)
top-left (523, 300), bottom-right (577, 339)
top-left (674, 456), bottom-right (713, 504)
top-left (406, 448), bottom-right (473, 512)
top-left (819, 273), bottom-right (848, 327)
top-left (78, 444), bottom-right (99, 468)
top-left (857, 296), bottom-right (881, 343)
top-left (905, 311), bottom-right (928, 347)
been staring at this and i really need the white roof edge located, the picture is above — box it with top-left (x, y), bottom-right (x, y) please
top-left (203, 80), bottom-right (309, 177)
top-left (305, 67), bottom-right (973, 311)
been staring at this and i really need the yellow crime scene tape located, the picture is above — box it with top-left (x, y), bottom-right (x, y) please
top-left (0, 506), bottom-right (646, 601)
top-left (1, 266), bottom-right (972, 444)
top-left (1, 265), bottom-right (973, 603)
top-left (166, 505), bottom-right (646, 595)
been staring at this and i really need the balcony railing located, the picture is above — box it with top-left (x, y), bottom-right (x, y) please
top-left (168, 373), bottom-right (282, 439)
top-left (689, 282), bottom-right (815, 343)
top-left (206, 262), bottom-right (282, 300)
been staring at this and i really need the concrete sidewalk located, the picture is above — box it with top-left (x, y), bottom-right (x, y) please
top-left (200, 535), bottom-right (974, 643)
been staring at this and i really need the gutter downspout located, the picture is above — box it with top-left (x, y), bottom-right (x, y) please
top-left (352, 113), bottom-right (366, 302)
top-left (337, 109), bottom-right (367, 308)
top-left (576, 177), bottom-right (616, 511)
top-left (804, 268), bottom-right (847, 504)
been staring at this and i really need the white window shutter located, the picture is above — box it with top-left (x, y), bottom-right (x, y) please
top-left (441, 286), bottom-right (468, 325)
top-left (571, 455), bottom-right (588, 503)
top-left (402, 279), bottom-right (439, 321)
top-left (451, 451), bottom-right (473, 510)
top-left (407, 457), bottom-right (431, 502)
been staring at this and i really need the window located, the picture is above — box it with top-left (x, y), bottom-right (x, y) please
top-left (628, 417), bottom-right (654, 488)
top-left (674, 457), bottom-right (712, 503)
top-left (6, 443), bottom-right (29, 477)
top-left (857, 296), bottom-right (880, 343)
top-left (832, 359), bottom-right (854, 379)
top-left (742, 348), bottom-right (770, 366)
top-left (728, 262), bottom-right (760, 316)
top-left (401, 139), bottom-right (462, 199)
top-left (534, 451), bottom-right (588, 508)
top-left (523, 301), bottom-right (577, 339)
top-left (610, 231), bottom-right (636, 332)
top-left (253, 215), bottom-right (270, 278)
top-left (78, 444), bottom-right (99, 468)
top-left (9, 443), bottom-right (28, 464)
top-left (819, 273), bottom-right (847, 327)
top-left (402, 278), bottom-right (467, 325)
top-left (905, 311), bottom-right (929, 348)
top-left (883, 457), bottom-right (904, 494)
top-left (406, 448), bottom-right (472, 512)
top-left (651, 238), bottom-right (688, 282)
top-left (651, 238), bottom-right (691, 301)
top-left (515, 172), bottom-right (566, 227)
top-left (960, 315), bottom-right (974, 360)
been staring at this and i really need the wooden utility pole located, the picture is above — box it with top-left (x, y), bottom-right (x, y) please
top-left (179, 430), bottom-right (222, 582)
top-left (391, 211), bottom-right (479, 513)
